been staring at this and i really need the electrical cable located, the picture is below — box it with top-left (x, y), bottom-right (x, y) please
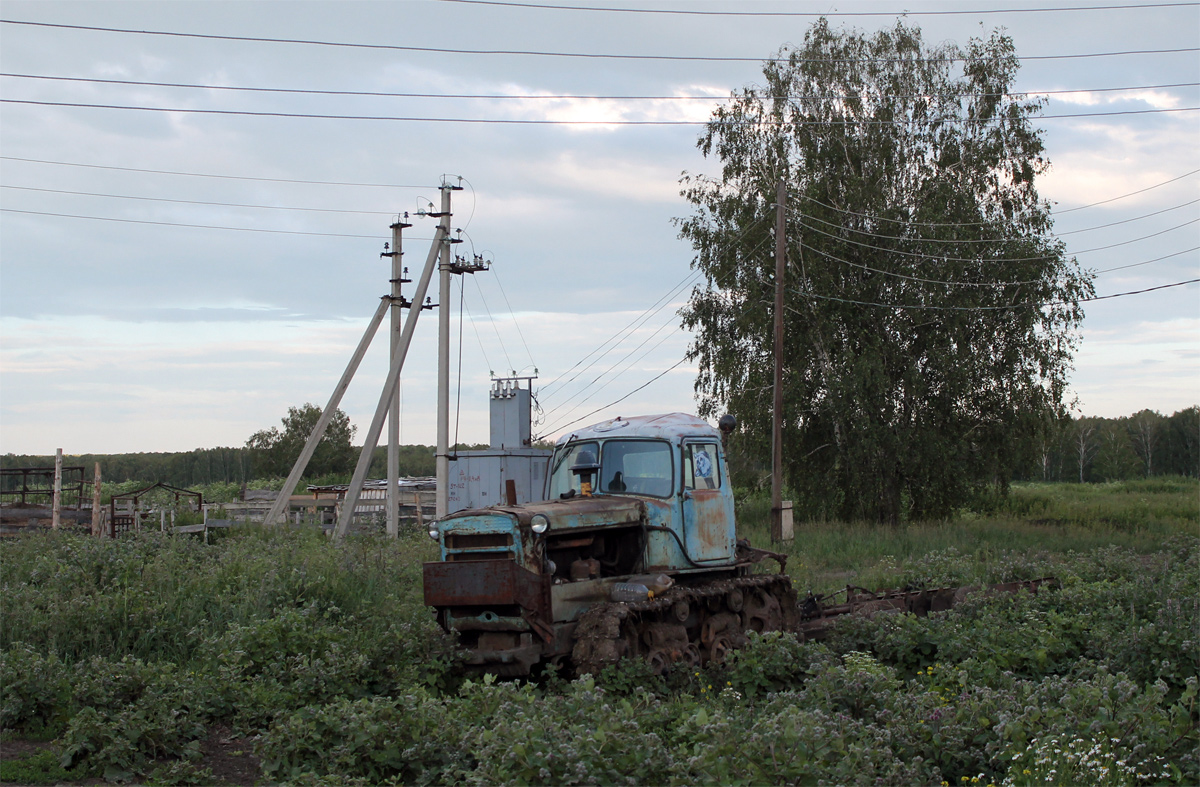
top-left (786, 275), bottom-right (1198, 311)
top-left (537, 355), bottom-right (691, 438)
top-left (1055, 170), bottom-right (1200, 214)
top-left (541, 230), bottom-right (775, 421)
top-left (794, 196), bottom-right (1200, 244)
top-left (488, 260), bottom-right (537, 375)
top-left (538, 214), bottom-right (774, 404)
top-left (794, 213), bottom-right (1200, 263)
top-left (439, 0), bottom-right (1200, 17)
top-left (3, 20), bottom-right (1196, 64)
top-left (5, 97), bottom-right (1197, 124)
top-left (794, 244), bottom-right (1053, 288)
top-left (796, 168), bottom-right (1200, 227)
top-left (1094, 246), bottom-right (1198, 273)
top-left (1055, 198), bottom-right (1200, 235)
top-left (540, 308), bottom-right (695, 425)
top-left (0, 183), bottom-right (396, 216)
top-left (469, 275), bottom-right (516, 374)
top-left (0, 207), bottom-right (392, 239)
top-left (540, 311), bottom-right (684, 420)
top-left (538, 230), bottom-right (776, 435)
top-left (537, 254), bottom-right (782, 437)
top-left (797, 237), bottom-right (1197, 282)
top-left (5, 72), bottom-right (1196, 101)
top-left (462, 298), bottom-right (496, 377)
top-left (0, 154), bottom-right (432, 188)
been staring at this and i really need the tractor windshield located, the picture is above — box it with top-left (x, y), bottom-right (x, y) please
top-left (548, 438), bottom-right (674, 499)
top-left (548, 441), bottom-right (599, 499)
top-left (599, 440), bottom-right (673, 497)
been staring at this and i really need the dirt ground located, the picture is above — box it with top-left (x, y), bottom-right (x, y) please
top-left (0, 726), bottom-right (261, 786)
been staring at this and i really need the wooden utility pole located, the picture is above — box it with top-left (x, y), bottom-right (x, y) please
top-left (91, 463), bottom-right (102, 536)
top-left (51, 448), bottom-right (62, 529)
top-left (771, 180), bottom-right (786, 544)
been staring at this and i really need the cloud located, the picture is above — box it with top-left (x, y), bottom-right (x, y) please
top-left (1043, 90), bottom-right (1184, 111)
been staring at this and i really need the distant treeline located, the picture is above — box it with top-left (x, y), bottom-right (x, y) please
top-left (1021, 406), bottom-right (1198, 483)
top-left (0, 444), bottom-right (443, 489)
top-left (4, 406), bottom-right (1194, 492)
top-left (719, 406), bottom-right (1198, 494)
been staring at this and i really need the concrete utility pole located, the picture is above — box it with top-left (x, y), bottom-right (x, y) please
top-left (386, 215), bottom-right (411, 538)
top-left (436, 185), bottom-right (454, 520)
top-left (333, 186), bottom-right (453, 540)
top-left (432, 178), bottom-right (471, 520)
top-left (771, 179), bottom-right (786, 544)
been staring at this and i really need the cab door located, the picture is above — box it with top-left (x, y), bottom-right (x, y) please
top-left (680, 440), bottom-right (736, 563)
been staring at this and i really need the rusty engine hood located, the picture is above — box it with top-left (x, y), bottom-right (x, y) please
top-left (452, 495), bottom-right (646, 531)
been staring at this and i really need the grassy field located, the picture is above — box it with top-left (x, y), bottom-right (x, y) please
top-left (1, 479), bottom-right (1196, 786)
top-left (736, 478), bottom-right (1199, 593)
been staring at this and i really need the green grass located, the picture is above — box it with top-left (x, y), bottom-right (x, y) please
top-left (736, 476), bottom-right (1199, 594)
top-left (0, 748), bottom-right (79, 785)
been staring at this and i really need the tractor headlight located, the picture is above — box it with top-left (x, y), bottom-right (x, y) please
top-left (530, 514), bottom-right (550, 534)
top-left (428, 525), bottom-right (440, 541)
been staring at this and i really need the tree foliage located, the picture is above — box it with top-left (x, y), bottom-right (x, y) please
top-left (678, 19), bottom-right (1094, 523)
top-left (245, 403), bottom-right (357, 478)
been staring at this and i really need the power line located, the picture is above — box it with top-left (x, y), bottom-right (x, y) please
top-left (787, 277), bottom-right (1199, 311)
top-left (1057, 198), bottom-right (1200, 235)
top-left (6, 97), bottom-right (1196, 124)
top-left (1056, 170), bottom-right (1200, 214)
top-left (539, 228), bottom-right (774, 432)
top-left (540, 305), bottom-right (688, 420)
top-left (2, 19), bottom-right (1196, 64)
top-left (798, 241), bottom-right (1198, 282)
top-left (538, 355), bottom-right (691, 439)
top-left (794, 243), bottom-right (1053, 289)
top-left (538, 217), bottom-right (771, 406)
top-left (795, 213), bottom-right (1200, 263)
top-left (439, 0), bottom-right (1200, 17)
top-left (0, 155), bottom-right (432, 189)
top-left (5, 72), bottom-right (1197, 101)
top-left (538, 327), bottom-right (690, 436)
top-left (0, 184), bottom-right (395, 216)
top-left (1094, 246), bottom-right (1199, 273)
top-left (468, 275), bottom-right (516, 375)
top-left (796, 168), bottom-right (1200, 228)
top-left (487, 261), bottom-right (537, 374)
top-left (539, 231), bottom-right (776, 437)
top-left (461, 298), bottom-right (497, 377)
top-left (0, 207), bottom-right (389, 239)
top-left (796, 196), bottom-right (1200, 245)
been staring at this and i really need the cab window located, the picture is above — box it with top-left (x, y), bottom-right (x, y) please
top-left (683, 443), bottom-right (721, 490)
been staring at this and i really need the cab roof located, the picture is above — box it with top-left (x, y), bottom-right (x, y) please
top-left (557, 413), bottom-right (721, 445)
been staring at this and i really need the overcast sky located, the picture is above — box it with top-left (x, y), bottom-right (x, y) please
top-left (1, 0), bottom-right (1197, 457)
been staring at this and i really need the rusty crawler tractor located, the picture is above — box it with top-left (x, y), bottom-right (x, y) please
top-left (422, 413), bottom-right (1050, 677)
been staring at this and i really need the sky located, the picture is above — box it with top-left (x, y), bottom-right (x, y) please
top-left (1, 0), bottom-right (1197, 457)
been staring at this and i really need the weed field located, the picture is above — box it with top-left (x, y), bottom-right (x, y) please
top-left (2, 479), bottom-right (1197, 785)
